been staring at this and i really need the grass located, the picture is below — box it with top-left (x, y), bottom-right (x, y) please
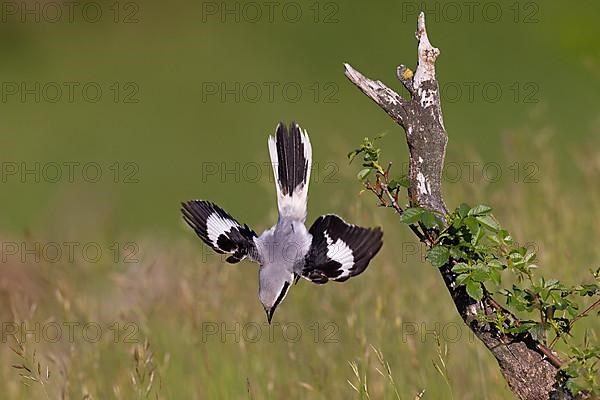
top-left (0, 132), bottom-right (599, 399)
top-left (0, 1), bottom-right (598, 397)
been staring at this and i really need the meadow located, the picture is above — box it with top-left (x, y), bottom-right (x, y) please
top-left (2, 130), bottom-right (600, 399)
top-left (0, 0), bottom-right (599, 399)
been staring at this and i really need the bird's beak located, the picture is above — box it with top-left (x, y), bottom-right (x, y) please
top-left (265, 308), bottom-right (274, 324)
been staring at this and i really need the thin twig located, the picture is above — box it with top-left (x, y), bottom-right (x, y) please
top-left (485, 296), bottom-right (563, 368)
top-left (549, 297), bottom-right (600, 349)
top-left (571, 297), bottom-right (600, 326)
top-left (363, 171), bottom-right (430, 245)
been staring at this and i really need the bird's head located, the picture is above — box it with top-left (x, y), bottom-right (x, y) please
top-left (259, 271), bottom-right (293, 324)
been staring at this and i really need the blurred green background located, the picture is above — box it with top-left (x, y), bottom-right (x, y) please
top-left (0, 0), bottom-right (598, 233)
top-left (0, 0), bottom-right (599, 399)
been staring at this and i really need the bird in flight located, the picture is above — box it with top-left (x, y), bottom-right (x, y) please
top-left (181, 122), bottom-right (383, 323)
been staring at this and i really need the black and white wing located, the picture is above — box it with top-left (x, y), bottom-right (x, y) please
top-left (302, 214), bottom-right (383, 284)
top-left (181, 200), bottom-right (259, 264)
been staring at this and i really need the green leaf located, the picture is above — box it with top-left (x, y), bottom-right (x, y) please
top-left (420, 211), bottom-right (442, 229)
top-left (524, 251), bottom-right (537, 264)
top-left (565, 380), bottom-right (582, 396)
top-left (567, 306), bottom-right (579, 318)
top-left (466, 280), bottom-right (484, 301)
top-left (575, 284), bottom-right (600, 296)
top-left (487, 259), bottom-right (504, 270)
top-left (476, 215), bottom-right (500, 232)
top-left (457, 203), bottom-right (471, 218)
top-left (456, 273), bottom-right (470, 286)
top-left (507, 320), bottom-right (536, 335)
top-left (452, 262), bottom-right (470, 274)
top-left (363, 152), bottom-right (376, 162)
top-left (468, 205), bottom-right (492, 216)
top-left (489, 268), bottom-right (502, 285)
top-left (398, 176), bottom-right (410, 187)
top-left (357, 168), bottom-right (371, 180)
top-left (387, 175), bottom-right (410, 191)
top-left (449, 247), bottom-right (467, 260)
top-left (492, 229), bottom-right (512, 246)
top-left (471, 265), bottom-right (491, 282)
top-left (471, 225), bottom-right (483, 246)
top-left (528, 323), bottom-right (546, 342)
top-left (347, 149), bottom-right (361, 163)
top-left (400, 207), bottom-right (425, 224)
top-left (464, 216), bottom-right (479, 236)
top-left (427, 246), bottom-right (450, 268)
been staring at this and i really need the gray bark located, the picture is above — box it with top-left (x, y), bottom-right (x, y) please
top-left (344, 12), bottom-right (579, 400)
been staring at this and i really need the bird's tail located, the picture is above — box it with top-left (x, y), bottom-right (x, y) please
top-left (268, 122), bottom-right (312, 221)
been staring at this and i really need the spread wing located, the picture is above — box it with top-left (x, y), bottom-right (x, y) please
top-left (302, 214), bottom-right (383, 283)
top-left (181, 200), bottom-right (259, 264)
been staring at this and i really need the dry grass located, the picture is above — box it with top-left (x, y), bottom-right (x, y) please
top-left (0, 134), bottom-right (599, 399)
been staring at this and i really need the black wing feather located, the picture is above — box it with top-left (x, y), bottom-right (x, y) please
top-left (275, 121), bottom-right (308, 196)
top-left (302, 214), bottom-right (383, 284)
top-left (181, 200), bottom-right (258, 264)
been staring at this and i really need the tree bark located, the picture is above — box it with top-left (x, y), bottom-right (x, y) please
top-left (344, 12), bottom-right (579, 400)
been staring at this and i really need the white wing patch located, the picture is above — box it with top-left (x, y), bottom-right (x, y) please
top-left (324, 231), bottom-right (354, 278)
top-left (268, 136), bottom-right (281, 199)
top-left (206, 213), bottom-right (239, 247)
top-left (299, 127), bottom-right (312, 195)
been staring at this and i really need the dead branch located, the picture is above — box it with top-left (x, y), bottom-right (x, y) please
top-left (344, 12), bottom-right (580, 400)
